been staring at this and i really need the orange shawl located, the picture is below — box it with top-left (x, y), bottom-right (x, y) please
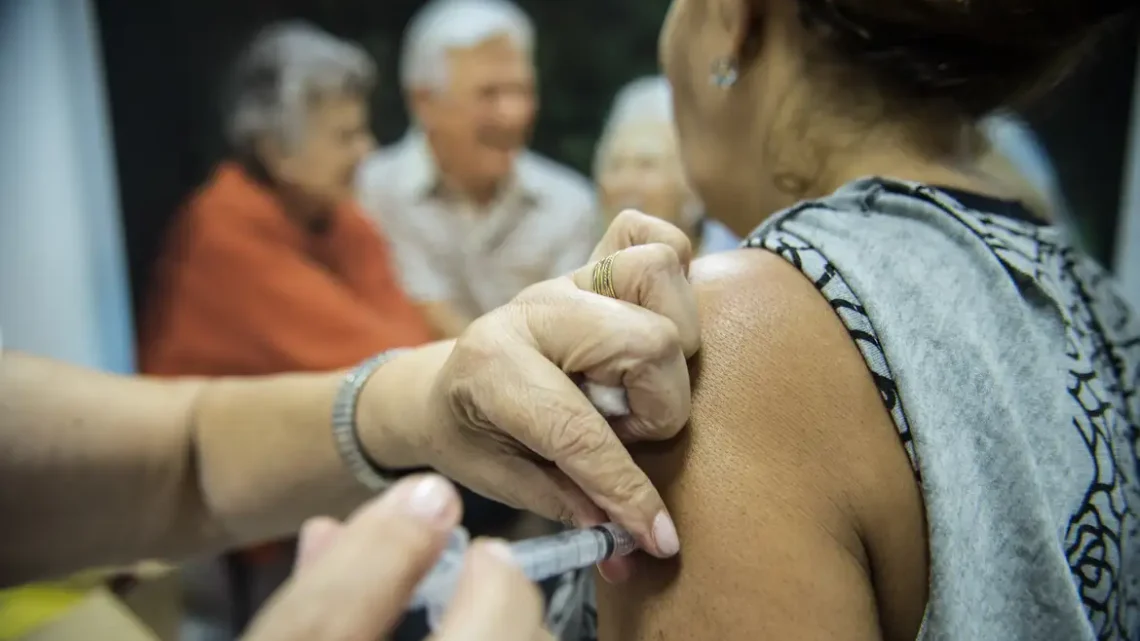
top-left (140, 162), bottom-right (434, 377)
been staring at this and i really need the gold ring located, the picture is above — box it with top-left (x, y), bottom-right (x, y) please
top-left (591, 253), bottom-right (618, 299)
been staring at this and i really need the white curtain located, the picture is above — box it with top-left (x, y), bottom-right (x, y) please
top-left (0, 0), bottom-right (135, 373)
top-left (1116, 34), bottom-right (1140, 308)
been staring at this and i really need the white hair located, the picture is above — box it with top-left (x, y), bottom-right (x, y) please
top-left (399, 0), bottom-right (535, 91)
top-left (594, 76), bottom-right (704, 228)
top-left (224, 20), bottom-right (376, 153)
top-left (594, 76), bottom-right (675, 176)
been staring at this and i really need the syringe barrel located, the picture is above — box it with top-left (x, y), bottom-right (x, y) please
top-left (509, 523), bottom-right (637, 582)
top-left (408, 523), bottom-right (638, 629)
top-left (409, 527), bottom-right (468, 611)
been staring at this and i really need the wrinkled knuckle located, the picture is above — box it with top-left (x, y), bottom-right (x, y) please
top-left (514, 278), bottom-right (556, 302)
top-left (554, 504), bottom-right (577, 528)
top-left (549, 413), bottom-right (608, 460)
top-left (641, 315), bottom-right (682, 359)
top-left (455, 315), bottom-right (499, 360)
top-left (665, 224), bottom-right (693, 253)
top-left (641, 242), bottom-right (683, 274)
top-left (612, 208), bottom-right (649, 233)
top-left (608, 468), bottom-right (653, 507)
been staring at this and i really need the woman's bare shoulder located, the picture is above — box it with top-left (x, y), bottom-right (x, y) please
top-left (595, 248), bottom-right (927, 641)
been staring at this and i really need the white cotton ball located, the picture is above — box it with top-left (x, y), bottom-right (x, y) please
top-left (582, 381), bottom-right (630, 417)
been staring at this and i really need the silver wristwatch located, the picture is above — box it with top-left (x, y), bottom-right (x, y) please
top-left (332, 348), bottom-right (412, 492)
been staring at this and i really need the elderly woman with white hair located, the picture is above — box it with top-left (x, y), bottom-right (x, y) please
top-left (137, 21), bottom-right (435, 633)
top-left (594, 76), bottom-right (739, 257)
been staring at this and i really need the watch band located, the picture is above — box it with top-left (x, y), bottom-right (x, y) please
top-left (332, 348), bottom-right (413, 492)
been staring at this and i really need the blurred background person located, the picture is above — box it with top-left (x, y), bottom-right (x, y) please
top-left (357, 0), bottom-right (599, 340)
top-left (594, 76), bottom-right (738, 256)
top-left (137, 21), bottom-right (434, 636)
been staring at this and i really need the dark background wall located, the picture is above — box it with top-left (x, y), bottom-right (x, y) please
top-left (1024, 27), bottom-right (1137, 261)
top-left (94, 0), bottom-right (1136, 321)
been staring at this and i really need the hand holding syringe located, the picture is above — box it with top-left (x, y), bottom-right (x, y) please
top-left (409, 522), bottom-right (638, 629)
top-left (409, 383), bottom-right (640, 629)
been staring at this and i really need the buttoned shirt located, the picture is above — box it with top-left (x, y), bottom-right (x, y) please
top-left (357, 131), bottom-right (599, 318)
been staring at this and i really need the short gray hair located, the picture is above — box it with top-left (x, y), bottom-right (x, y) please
top-left (593, 76), bottom-right (675, 178)
top-left (224, 20), bottom-right (376, 153)
top-left (399, 0), bottom-right (534, 91)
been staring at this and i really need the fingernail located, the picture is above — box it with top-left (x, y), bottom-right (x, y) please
top-left (653, 511), bottom-right (680, 556)
top-left (480, 539), bottom-right (515, 565)
top-left (403, 475), bottom-right (454, 526)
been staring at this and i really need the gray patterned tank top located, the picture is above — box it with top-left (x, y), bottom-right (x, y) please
top-left (556, 177), bottom-right (1140, 641)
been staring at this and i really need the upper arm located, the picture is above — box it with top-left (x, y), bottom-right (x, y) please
top-left (597, 249), bottom-right (928, 641)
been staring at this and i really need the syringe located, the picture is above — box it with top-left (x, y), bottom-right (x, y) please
top-left (408, 523), bottom-right (637, 628)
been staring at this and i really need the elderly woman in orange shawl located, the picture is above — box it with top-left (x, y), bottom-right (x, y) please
top-left (138, 21), bottom-right (434, 633)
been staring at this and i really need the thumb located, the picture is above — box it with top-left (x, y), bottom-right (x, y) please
top-left (243, 475), bottom-right (461, 641)
top-left (294, 517), bottom-right (342, 573)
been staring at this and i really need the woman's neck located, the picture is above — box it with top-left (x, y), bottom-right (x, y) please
top-left (787, 127), bottom-right (1013, 214)
top-left (818, 150), bottom-right (1000, 201)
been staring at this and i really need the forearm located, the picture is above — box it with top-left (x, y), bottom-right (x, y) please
top-left (0, 343), bottom-right (453, 586)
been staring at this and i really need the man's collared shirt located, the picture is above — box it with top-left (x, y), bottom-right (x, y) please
top-left (357, 131), bottom-right (599, 319)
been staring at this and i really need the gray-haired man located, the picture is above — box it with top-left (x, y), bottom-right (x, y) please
top-left (357, 0), bottom-right (599, 340)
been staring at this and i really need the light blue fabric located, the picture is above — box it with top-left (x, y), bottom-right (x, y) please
top-left (699, 218), bottom-right (740, 255)
top-left (0, 0), bottom-right (134, 373)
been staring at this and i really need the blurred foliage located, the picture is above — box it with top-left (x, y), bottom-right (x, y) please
top-left (287, 0), bottom-right (673, 176)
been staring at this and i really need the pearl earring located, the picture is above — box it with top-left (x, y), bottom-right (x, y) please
top-left (710, 57), bottom-right (739, 88)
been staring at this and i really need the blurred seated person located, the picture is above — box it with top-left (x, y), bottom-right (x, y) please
top-left (595, 76), bottom-right (738, 256)
top-left (357, 0), bottom-right (598, 339)
top-left (138, 21), bottom-right (433, 633)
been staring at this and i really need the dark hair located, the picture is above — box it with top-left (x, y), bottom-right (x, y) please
top-left (796, 0), bottom-right (1135, 117)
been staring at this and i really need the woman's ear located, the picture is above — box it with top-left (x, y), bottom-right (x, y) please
top-left (712, 0), bottom-right (762, 60)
